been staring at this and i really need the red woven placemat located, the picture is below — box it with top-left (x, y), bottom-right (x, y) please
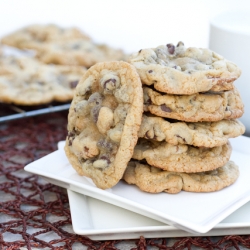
top-left (0, 112), bottom-right (250, 250)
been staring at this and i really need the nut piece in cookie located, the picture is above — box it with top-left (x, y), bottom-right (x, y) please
top-left (132, 139), bottom-right (232, 173)
top-left (129, 42), bottom-right (241, 94)
top-left (64, 61), bottom-right (143, 189)
top-left (123, 161), bottom-right (239, 194)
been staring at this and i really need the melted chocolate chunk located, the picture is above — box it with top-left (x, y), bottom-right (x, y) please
top-left (148, 70), bottom-right (153, 73)
top-left (68, 131), bottom-right (76, 146)
top-left (88, 92), bottom-right (102, 105)
top-left (160, 104), bottom-right (172, 112)
top-left (166, 44), bottom-right (175, 55)
top-left (97, 139), bottom-right (113, 151)
top-left (103, 78), bottom-right (116, 90)
top-left (100, 155), bottom-right (111, 164)
top-left (91, 105), bottom-right (101, 123)
top-left (69, 80), bottom-right (79, 89)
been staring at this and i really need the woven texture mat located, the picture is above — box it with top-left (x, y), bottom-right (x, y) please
top-left (0, 111), bottom-right (250, 250)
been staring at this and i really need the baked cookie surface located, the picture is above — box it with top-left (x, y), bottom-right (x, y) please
top-left (123, 161), bottom-right (239, 194)
top-left (34, 39), bottom-right (126, 68)
top-left (64, 61), bottom-right (143, 189)
top-left (1, 24), bottom-right (90, 50)
top-left (129, 42), bottom-right (241, 95)
top-left (132, 139), bottom-right (232, 172)
top-left (139, 115), bottom-right (245, 147)
top-left (144, 87), bottom-right (244, 122)
top-left (0, 55), bottom-right (86, 105)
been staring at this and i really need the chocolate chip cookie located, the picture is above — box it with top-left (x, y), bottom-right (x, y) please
top-left (132, 139), bottom-right (232, 172)
top-left (139, 114), bottom-right (245, 147)
top-left (64, 61), bottom-right (143, 189)
top-left (129, 42), bottom-right (241, 95)
top-left (123, 161), bottom-right (239, 194)
top-left (144, 87), bottom-right (244, 122)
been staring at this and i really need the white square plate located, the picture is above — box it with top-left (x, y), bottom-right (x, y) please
top-left (24, 136), bottom-right (250, 233)
top-left (67, 189), bottom-right (250, 240)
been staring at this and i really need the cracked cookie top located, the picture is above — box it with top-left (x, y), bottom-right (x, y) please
top-left (64, 61), bottom-right (143, 189)
top-left (129, 42), bottom-right (241, 95)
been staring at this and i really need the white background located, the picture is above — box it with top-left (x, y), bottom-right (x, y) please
top-left (0, 0), bottom-right (250, 53)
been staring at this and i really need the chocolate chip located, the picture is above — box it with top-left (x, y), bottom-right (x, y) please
top-left (176, 135), bottom-right (187, 143)
top-left (97, 139), bottom-right (113, 151)
top-left (84, 146), bottom-right (89, 152)
top-left (148, 70), bottom-right (153, 73)
top-left (72, 43), bottom-right (81, 50)
top-left (103, 78), bottom-right (116, 91)
top-left (100, 155), bottom-right (111, 164)
top-left (69, 80), bottom-right (79, 89)
top-left (91, 105), bottom-right (101, 123)
top-left (88, 92), bottom-right (102, 105)
top-left (166, 44), bottom-right (175, 55)
top-left (139, 49), bottom-right (142, 53)
top-left (160, 104), bottom-right (172, 112)
top-left (68, 131), bottom-right (76, 146)
top-left (144, 98), bottom-right (152, 105)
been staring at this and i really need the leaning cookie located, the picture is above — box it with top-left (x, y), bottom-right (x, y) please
top-left (123, 161), bottom-right (239, 194)
top-left (1, 24), bottom-right (91, 50)
top-left (132, 139), bottom-right (232, 172)
top-left (0, 56), bottom-right (86, 105)
top-left (129, 42), bottom-right (241, 95)
top-left (144, 87), bottom-right (244, 122)
top-left (64, 61), bottom-right (143, 189)
top-left (35, 39), bottom-right (126, 68)
top-left (139, 115), bottom-right (245, 147)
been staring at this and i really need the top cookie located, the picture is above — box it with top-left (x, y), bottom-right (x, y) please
top-left (1, 24), bottom-right (91, 50)
top-left (64, 61), bottom-right (143, 189)
top-left (129, 42), bottom-right (241, 95)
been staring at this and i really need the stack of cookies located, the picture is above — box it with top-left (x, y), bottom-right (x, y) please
top-left (64, 42), bottom-right (245, 194)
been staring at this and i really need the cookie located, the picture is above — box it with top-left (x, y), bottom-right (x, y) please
top-left (123, 161), bottom-right (239, 194)
top-left (132, 139), bottom-right (232, 172)
top-left (1, 24), bottom-right (90, 50)
top-left (129, 42), bottom-right (241, 95)
top-left (144, 87), bottom-right (244, 122)
top-left (33, 39), bottom-right (126, 68)
top-left (64, 61), bottom-right (143, 189)
top-left (0, 55), bottom-right (86, 105)
top-left (139, 115), bottom-right (245, 147)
